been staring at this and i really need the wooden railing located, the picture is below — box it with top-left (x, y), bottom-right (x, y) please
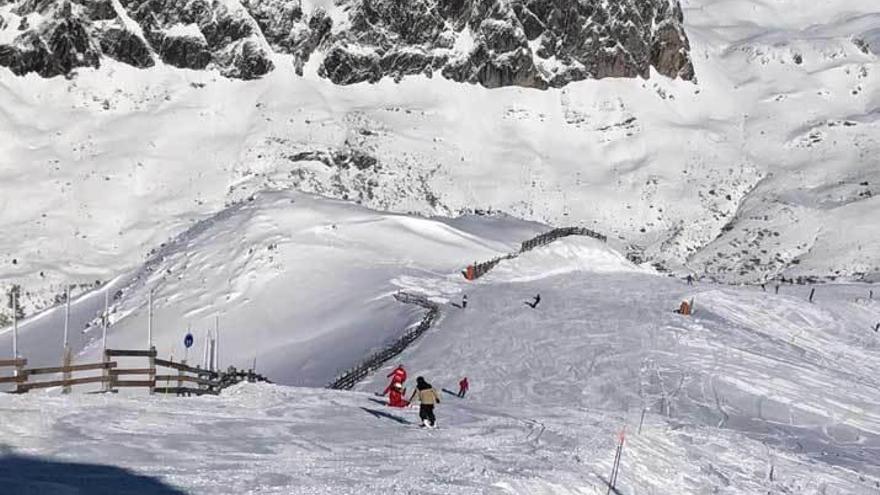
top-left (106, 347), bottom-right (221, 396)
top-left (17, 361), bottom-right (116, 393)
top-left (464, 226), bottom-right (609, 281)
top-left (0, 358), bottom-right (27, 387)
top-left (0, 348), bottom-right (270, 395)
top-left (327, 291), bottom-right (440, 390)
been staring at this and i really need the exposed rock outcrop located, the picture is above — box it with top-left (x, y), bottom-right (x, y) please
top-left (0, 0), bottom-right (694, 87)
top-left (98, 27), bottom-right (154, 67)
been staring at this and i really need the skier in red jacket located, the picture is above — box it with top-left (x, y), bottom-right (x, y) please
top-left (382, 380), bottom-right (408, 407)
top-left (457, 377), bottom-right (469, 398)
top-left (382, 365), bottom-right (408, 407)
top-left (388, 364), bottom-right (407, 385)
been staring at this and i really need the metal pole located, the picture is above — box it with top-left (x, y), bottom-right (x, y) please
top-left (208, 332), bottom-right (216, 372)
top-left (11, 290), bottom-right (18, 359)
top-left (63, 285), bottom-right (70, 349)
top-left (202, 330), bottom-right (209, 370)
top-left (102, 289), bottom-right (109, 351)
top-left (214, 315), bottom-right (220, 370)
top-left (147, 289), bottom-right (153, 349)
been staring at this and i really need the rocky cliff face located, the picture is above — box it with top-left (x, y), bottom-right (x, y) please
top-left (0, 0), bottom-right (694, 86)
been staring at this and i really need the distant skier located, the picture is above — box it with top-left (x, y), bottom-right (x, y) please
top-left (775, 284), bottom-right (780, 294)
top-left (686, 274), bottom-right (693, 286)
top-left (874, 322), bottom-right (879, 333)
top-left (461, 294), bottom-right (468, 309)
top-left (409, 376), bottom-right (440, 428)
top-left (457, 377), bottom-right (469, 398)
top-left (382, 381), bottom-right (408, 408)
top-left (525, 294), bottom-right (541, 309)
top-left (388, 364), bottom-right (407, 386)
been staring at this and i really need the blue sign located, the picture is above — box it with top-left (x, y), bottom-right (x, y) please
top-left (184, 333), bottom-right (194, 349)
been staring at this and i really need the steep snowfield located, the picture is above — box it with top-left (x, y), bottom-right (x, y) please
top-left (2, 238), bottom-right (878, 494)
top-left (0, 191), bottom-right (544, 385)
top-left (1, 0), bottom-right (879, 324)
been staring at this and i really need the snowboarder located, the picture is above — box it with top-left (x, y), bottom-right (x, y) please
top-left (409, 376), bottom-right (440, 428)
top-left (388, 364), bottom-right (407, 386)
top-left (525, 294), bottom-right (541, 309)
top-left (457, 377), bottom-right (469, 398)
top-left (382, 380), bottom-right (409, 408)
top-left (686, 274), bottom-right (693, 286)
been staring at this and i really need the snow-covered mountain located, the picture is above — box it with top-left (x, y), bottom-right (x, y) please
top-left (0, 0), bottom-right (878, 315)
top-left (0, 0), bottom-right (694, 86)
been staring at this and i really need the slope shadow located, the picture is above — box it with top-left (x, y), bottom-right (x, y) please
top-left (0, 453), bottom-right (187, 495)
top-left (441, 388), bottom-right (461, 398)
top-left (360, 407), bottom-right (411, 425)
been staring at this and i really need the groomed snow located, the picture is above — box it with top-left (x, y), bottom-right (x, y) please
top-left (1, 238), bottom-right (878, 493)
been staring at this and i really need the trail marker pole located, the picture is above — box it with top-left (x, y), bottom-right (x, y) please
top-left (606, 427), bottom-right (626, 495)
top-left (147, 290), bottom-right (153, 349)
top-left (208, 334), bottom-right (216, 372)
top-left (214, 316), bottom-right (220, 371)
top-left (202, 330), bottom-right (209, 370)
top-left (11, 291), bottom-right (18, 367)
top-left (63, 285), bottom-right (70, 350)
top-left (102, 289), bottom-right (109, 351)
top-left (637, 408), bottom-right (646, 435)
top-left (809, 288), bottom-right (815, 303)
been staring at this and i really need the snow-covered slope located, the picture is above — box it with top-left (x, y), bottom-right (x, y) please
top-left (0, 190), bottom-right (544, 385)
top-left (2, 238), bottom-right (878, 494)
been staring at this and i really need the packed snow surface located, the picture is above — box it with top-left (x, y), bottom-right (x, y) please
top-left (1, 237), bottom-right (879, 494)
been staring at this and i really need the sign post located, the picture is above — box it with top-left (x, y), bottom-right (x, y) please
top-left (183, 332), bottom-right (193, 363)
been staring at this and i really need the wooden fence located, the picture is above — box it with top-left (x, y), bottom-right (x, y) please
top-left (464, 226), bottom-right (609, 281)
top-left (0, 358), bottom-right (27, 387)
top-left (0, 348), bottom-right (270, 395)
top-left (327, 291), bottom-right (439, 390)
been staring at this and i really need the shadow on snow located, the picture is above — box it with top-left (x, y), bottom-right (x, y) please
top-left (0, 453), bottom-right (187, 495)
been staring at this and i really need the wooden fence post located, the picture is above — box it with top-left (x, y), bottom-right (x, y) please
top-left (177, 360), bottom-right (185, 396)
top-left (15, 358), bottom-right (26, 394)
top-left (196, 364), bottom-right (203, 395)
top-left (102, 349), bottom-right (110, 393)
top-left (148, 346), bottom-right (156, 395)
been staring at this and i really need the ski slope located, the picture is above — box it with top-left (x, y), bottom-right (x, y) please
top-left (0, 191), bottom-right (544, 386)
top-left (2, 237), bottom-right (879, 494)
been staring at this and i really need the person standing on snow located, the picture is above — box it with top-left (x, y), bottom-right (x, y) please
top-left (409, 376), bottom-right (440, 428)
top-left (457, 377), bottom-right (469, 398)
